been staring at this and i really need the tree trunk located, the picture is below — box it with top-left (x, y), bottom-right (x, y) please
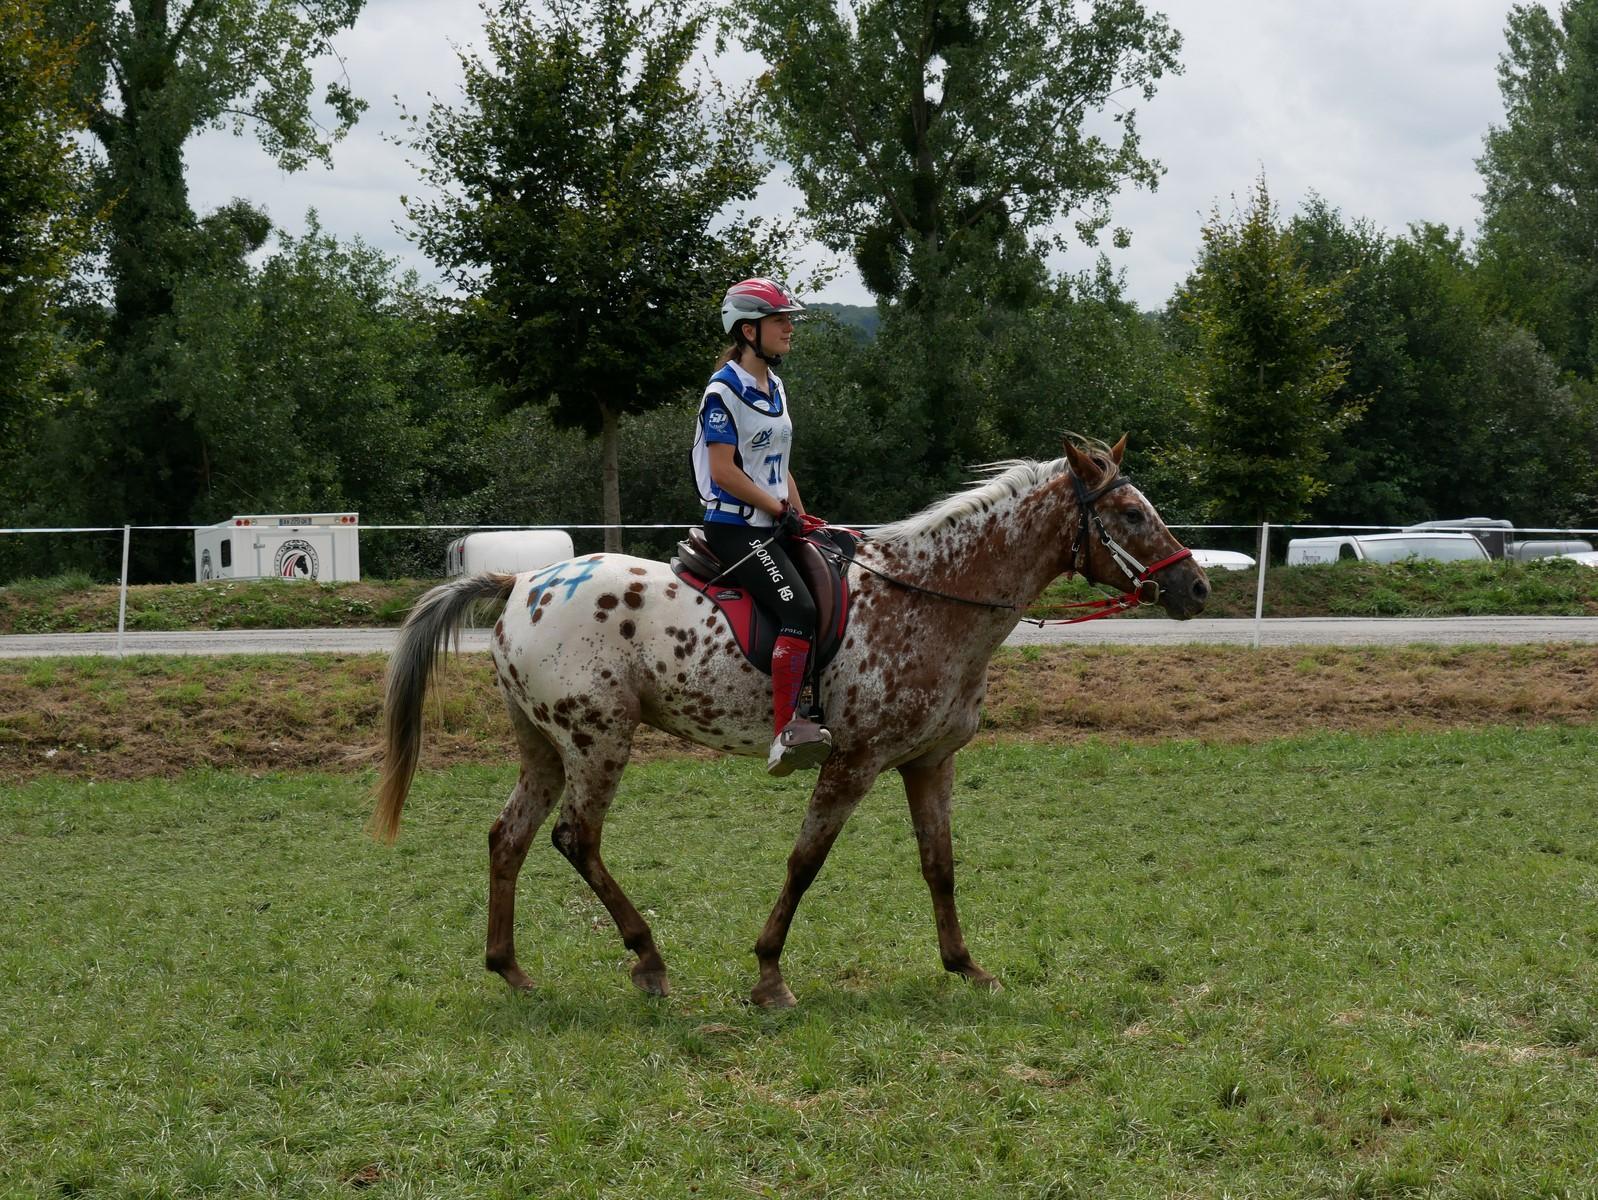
top-left (601, 402), bottom-right (622, 554)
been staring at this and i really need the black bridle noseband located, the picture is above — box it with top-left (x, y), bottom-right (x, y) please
top-left (1068, 472), bottom-right (1194, 607)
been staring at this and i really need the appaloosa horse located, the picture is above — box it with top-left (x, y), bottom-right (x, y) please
top-left (373, 437), bottom-right (1209, 1007)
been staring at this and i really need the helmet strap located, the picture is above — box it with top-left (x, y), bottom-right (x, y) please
top-left (751, 321), bottom-right (782, 369)
top-left (737, 322), bottom-right (783, 370)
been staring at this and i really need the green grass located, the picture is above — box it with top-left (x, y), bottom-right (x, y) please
top-left (4, 727), bottom-right (1598, 1196)
top-left (0, 578), bottom-right (432, 635)
top-left (1039, 555), bottom-right (1598, 619)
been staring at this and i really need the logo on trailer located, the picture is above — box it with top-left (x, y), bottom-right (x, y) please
top-left (274, 539), bottom-right (319, 580)
top-left (200, 549), bottom-right (213, 580)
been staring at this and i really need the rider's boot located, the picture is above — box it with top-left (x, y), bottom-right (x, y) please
top-left (767, 635), bottom-right (831, 776)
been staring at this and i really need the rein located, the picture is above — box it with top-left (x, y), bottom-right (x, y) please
top-left (814, 470), bottom-right (1193, 626)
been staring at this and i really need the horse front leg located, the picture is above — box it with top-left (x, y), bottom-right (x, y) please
top-left (751, 763), bottom-right (874, 1008)
top-left (900, 754), bottom-right (1001, 992)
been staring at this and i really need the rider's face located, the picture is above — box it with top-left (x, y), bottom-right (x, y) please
top-left (752, 314), bottom-right (794, 357)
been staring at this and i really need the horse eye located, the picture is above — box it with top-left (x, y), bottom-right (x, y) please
top-left (1120, 508), bottom-right (1146, 525)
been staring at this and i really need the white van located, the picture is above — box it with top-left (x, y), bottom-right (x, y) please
top-left (1286, 532), bottom-right (1490, 566)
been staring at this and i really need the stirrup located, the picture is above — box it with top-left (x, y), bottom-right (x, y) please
top-left (766, 718), bottom-right (832, 777)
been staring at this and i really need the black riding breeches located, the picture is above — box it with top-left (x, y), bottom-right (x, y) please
top-left (701, 523), bottom-right (817, 642)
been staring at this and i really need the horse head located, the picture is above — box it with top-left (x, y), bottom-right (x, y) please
top-left (1061, 435), bottom-right (1210, 620)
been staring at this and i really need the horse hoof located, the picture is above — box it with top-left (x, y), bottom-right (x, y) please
top-left (967, 971), bottom-right (1003, 993)
top-left (631, 965), bottom-right (670, 997)
top-left (494, 966), bottom-right (535, 992)
top-left (751, 980), bottom-right (797, 1009)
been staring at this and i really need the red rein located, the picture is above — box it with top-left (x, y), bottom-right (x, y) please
top-left (1021, 547), bottom-right (1195, 626)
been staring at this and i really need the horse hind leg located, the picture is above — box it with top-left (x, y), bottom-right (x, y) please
top-left (548, 723), bottom-right (671, 996)
top-left (485, 704), bottom-right (565, 991)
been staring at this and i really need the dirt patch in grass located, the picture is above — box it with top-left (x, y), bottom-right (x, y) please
top-left (4, 644), bottom-right (1596, 784)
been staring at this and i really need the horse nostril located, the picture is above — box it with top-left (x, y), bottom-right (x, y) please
top-left (1193, 577), bottom-right (1210, 601)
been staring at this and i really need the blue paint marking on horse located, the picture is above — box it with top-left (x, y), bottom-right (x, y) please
top-left (559, 557), bottom-right (601, 601)
top-left (525, 557), bottom-right (603, 609)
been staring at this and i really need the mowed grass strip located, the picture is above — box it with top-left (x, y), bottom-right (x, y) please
top-left (4, 555), bottom-right (1598, 636)
top-left (3, 728), bottom-right (1597, 1197)
top-left (5, 644), bottom-right (1598, 782)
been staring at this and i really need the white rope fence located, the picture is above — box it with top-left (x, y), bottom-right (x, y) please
top-left (4, 519), bottom-right (1597, 657)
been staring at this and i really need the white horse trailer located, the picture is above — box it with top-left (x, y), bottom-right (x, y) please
top-left (194, 514), bottom-right (361, 582)
top-left (445, 530), bottom-right (574, 577)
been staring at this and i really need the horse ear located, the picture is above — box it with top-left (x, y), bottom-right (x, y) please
top-left (1110, 434), bottom-right (1127, 466)
top-left (1062, 438), bottom-right (1095, 481)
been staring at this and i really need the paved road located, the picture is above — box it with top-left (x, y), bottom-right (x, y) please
top-left (5, 617), bottom-right (1598, 658)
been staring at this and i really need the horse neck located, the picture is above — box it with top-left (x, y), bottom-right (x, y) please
top-left (874, 473), bottom-right (1078, 614)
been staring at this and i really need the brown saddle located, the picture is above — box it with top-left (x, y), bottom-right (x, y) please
top-left (671, 527), bottom-right (855, 678)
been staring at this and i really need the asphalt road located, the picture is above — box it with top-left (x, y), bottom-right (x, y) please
top-left (5, 617), bottom-right (1598, 658)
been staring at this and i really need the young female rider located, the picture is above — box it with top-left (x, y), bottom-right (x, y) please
top-left (691, 278), bottom-right (831, 777)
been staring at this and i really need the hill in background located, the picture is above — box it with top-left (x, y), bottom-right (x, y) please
top-left (809, 302), bottom-right (879, 341)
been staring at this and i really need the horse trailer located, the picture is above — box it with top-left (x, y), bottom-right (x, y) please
top-left (194, 514), bottom-right (361, 583)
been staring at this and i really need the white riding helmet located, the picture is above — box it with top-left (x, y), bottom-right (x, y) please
top-left (721, 278), bottom-right (805, 335)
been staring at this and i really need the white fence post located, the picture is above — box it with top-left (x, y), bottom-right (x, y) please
top-left (116, 525), bottom-right (131, 658)
top-left (1252, 521), bottom-right (1270, 650)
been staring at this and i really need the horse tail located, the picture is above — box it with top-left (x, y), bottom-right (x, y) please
top-left (371, 572), bottom-right (519, 843)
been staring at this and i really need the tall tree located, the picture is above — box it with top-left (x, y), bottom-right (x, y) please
top-left (47, 0), bottom-right (366, 336)
top-left (740, 0), bottom-right (1181, 308)
top-left (1179, 178), bottom-right (1353, 525)
top-left (1477, 0), bottom-right (1598, 377)
top-left (739, 0), bottom-right (1180, 479)
top-left (404, 0), bottom-right (779, 552)
top-left (0, 0), bottom-right (102, 438)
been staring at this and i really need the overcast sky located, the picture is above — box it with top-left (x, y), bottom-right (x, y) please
top-left (184, 0), bottom-right (1525, 311)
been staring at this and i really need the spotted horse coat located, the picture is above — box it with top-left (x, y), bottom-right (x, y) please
top-left (373, 438), bottom-right (1211, 1007)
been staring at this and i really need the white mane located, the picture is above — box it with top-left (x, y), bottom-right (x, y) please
top-left (874, 458), bottom-right (1069, 544)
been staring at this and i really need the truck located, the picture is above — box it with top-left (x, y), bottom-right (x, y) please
top-left (1285, 531), bottom-right (1490, 566)
top-left (194, 513), bottom-right (361, 583)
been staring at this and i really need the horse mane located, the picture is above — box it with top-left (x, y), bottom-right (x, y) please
top-left (873, 437), bottom-right (1116, 545)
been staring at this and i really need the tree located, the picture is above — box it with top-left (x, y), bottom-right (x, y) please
top-left (740, 0), bottom-right (1181, 308)
top-left (46, 0), bottom-right (366, 336)
top-left (0, 0), bottom-right (102, 438)
top-left (1178, 178), bottom-right (1354, 525)
top-left (1477, 0), bottom-right (1598, 376)
top-left (738, 0), bottom-right (1180, 481)
top-left (403, 0), bottom-right (779, 552)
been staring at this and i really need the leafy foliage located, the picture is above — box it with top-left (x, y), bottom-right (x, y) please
top-left (739, 0), bottom-right (1181, 307)
top-left (0, 0), bottom-right (102, 438)
top-left (1477, 0), bottom-right (1598, 376)
top-left (402, 0), bottom-right (781, 549)
top-left (1178, 178), bottom-right (1354, 523)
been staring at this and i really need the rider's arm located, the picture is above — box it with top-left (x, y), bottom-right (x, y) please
top-left (786, 473), bottom-right (806, 517)
top-left (708, 443), bottom-right (786, 518)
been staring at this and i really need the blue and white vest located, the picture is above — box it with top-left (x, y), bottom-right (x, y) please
top-left (691, 362), bottom-right (794, 528)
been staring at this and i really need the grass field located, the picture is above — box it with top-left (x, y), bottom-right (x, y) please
top-left (4, 727), bottom-right (1598, 1197)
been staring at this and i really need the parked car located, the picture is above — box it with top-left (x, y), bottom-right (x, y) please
top-left (1400, 517), bottom-right (1592, 561)
top-left (1190, 549), bottom-right (1255, 571)
top-left (1285, 532), bottom-right (1490, 565)
top-left (1557, 550), bottom-right (1598, 567)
